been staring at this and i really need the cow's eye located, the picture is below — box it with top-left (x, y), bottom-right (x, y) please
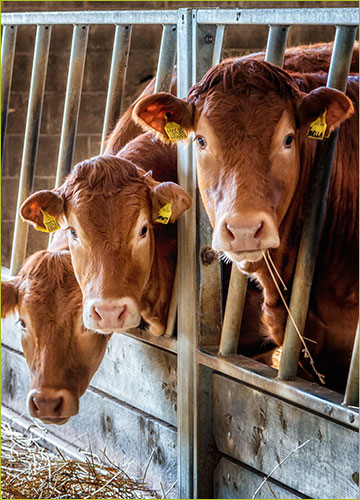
top-left (284, 134), bottom-right (294, 148)
top-left (69, 228), bottom-right (78, 239)
top-left (18, 319), bottom-right (26, 330)
top-left (140, 225), bottom-right (148, 238)
top-left (196, 136), bottom-right (207, 149)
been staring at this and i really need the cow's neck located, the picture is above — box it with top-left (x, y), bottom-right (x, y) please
top-left (140, 225), bottom-right (177, 335)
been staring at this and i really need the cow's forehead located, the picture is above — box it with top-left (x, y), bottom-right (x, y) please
top-left (66, 185), bottom-right (152, 244)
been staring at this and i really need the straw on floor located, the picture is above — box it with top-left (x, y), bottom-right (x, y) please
top-left (1, 422), bottom-right (159, 499)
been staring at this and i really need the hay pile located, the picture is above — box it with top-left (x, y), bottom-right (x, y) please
top-left (1, 422), bottom-right (159, 499)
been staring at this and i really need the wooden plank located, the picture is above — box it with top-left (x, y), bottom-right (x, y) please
top-left (214, 457), bottom-right (305, 499)
top-left (212, 374), bottom-right (359, 499)
top-left (1, 346), bottom-right (177, 497)
top-left (2, 315), bottom-right (178, 426)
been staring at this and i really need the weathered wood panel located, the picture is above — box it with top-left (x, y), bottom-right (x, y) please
top-left (213, 374), bottom-right (359, 499)
top-left (1, 346), bottom-right (177, 496)
top-left (1, 314), bottom-right (177, 426)
top-left (214, 457), bottom-right (306, 499)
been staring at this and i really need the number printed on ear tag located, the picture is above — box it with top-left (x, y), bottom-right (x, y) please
top-left (307, 109), bottom-right (328, 140)
top-left (156, 203), bottom-right (172, 224)
top-left (35, 209), bottom-right (60, 233)
top-left (164, 113), bottom-right (187, 141)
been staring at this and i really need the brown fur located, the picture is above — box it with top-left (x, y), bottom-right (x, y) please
top-left (1, 247), bottom-right (110, 422)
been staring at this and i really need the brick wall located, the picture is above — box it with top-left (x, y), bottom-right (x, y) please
top-left (2, 0), bottom-right (355, 266)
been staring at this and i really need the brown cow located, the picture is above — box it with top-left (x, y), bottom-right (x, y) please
top-left (19, 134), bottom-right (191, 336)
top-left (132, 60), bottom-right (358, 391)
top-left (1, 232), bottom-right (110, 424)
top-left (104, 41), bottom-right (358, 155)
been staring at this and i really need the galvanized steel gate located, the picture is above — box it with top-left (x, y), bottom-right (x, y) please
top-left (1, 7), bottom-right (359, 499)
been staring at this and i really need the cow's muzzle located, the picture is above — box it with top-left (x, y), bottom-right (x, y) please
top-left (84, 297), bottom-right (141, 334)
top-left (27, 388), bottom-right (78, 425)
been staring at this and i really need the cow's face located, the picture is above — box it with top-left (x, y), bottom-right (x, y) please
top-left (20, 156), bottom-right (191, 334)
top-left (133, 62), bottom-right (353, 267)
top-left (1, 251), bottom-right (110, 425)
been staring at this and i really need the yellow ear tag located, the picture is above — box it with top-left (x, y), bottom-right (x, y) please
top-left (156, 203), bottom-right (172, 224)
top-left (35, 209), bottom-right (60, 233)
top-left (164, 113), bottom-right (187, 141)
top-left (307, 109), bottom-right (328, 140)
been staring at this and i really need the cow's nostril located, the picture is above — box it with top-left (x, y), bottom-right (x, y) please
top-left (225, 223), bottom-right (236, 241)
top-left (118, 305), bottom-right (126, 321)
top-left (93, 307), bottom-right (103, 321)
top-left (253, 221), bottom-right (263, 239)
top-left (54, 397), bottom-right (63, 415)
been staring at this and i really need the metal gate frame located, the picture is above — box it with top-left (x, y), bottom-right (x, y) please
top-left (1, 7), bottom-right (359, 499)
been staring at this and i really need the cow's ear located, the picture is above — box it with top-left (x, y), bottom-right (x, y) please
top-left (20, 190), bottom-right (65, 231)
top-left (298, 86), bottom-right (354, 136)
top-left (145, 176), bottom-right (192, 223)
top-left (1, 281), bottom-right (18, 318)
top-left (133, 92), bottom-right (194, 141)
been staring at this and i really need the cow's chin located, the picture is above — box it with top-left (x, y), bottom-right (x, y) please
top-left (225, 249), bottom-right (264, 265)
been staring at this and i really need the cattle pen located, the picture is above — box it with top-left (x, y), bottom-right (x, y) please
top-left (1, 3), bottom-right (359, 499)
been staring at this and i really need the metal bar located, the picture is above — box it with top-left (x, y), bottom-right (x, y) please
top-left (212, 25), bottom-right (225, 67)
top-left (278, 26), bottom-right (358, 381)
top-left (196, 8), bottom-right (358, 26)
top-left (100, 24), bottom-right (132, 154)
top-left (1, 25), bottom-right (17, 162)
top-left (1, 10), bottom-right (178, 26)
top-left (154, 24), bottom-right (177, 93)
top-left (10, 25), bottom-right (52, 275)
top-left (197, 349), bottom-right (358, 430)
top-left (218, 266), bottom-right (247, 356)
top-left (343, 326), bottom-right (359, 407)
top-left (265, 25), bottom-right (289, 67)
top-left (55, 25), bottom-right (89, 188)
top-left (177, 8), bottom-right (195, 500)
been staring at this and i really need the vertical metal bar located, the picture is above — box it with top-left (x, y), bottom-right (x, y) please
top-left (278, 26), bottom-right (357, 381)
top-left (192, 21), bottom-right (225, 499)
top-left (177, 8), bottom-right (195, 499)
top-left (10, 25), bottom-right (51, 275)
top-left (55, 24), bottom-right (89, 187)
top-left (1, 24), bottom-right (17, 161)
top-left (265, 25), bottom-right (289, 67)
top-left (218, 266), bottom-right (247, 356)
top-left (343, 326), bottom-right (359, 407)
top-left (154, 24), bottom-right (177, 93)
top-left (100, 24), bottom-right (132, 154)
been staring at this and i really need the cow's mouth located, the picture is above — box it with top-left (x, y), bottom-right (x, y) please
top-left (225, 249), bottom-right (264, 264)
top-left (40, 417), bottom-right (70, 425)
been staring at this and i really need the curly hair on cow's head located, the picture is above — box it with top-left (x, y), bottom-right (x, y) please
top-left (187, 59), bottom-right (300, 105)
top-left (60, 155), bottom-right (144, 199)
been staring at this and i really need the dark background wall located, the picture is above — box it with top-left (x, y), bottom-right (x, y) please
top-left (2, 0), bottom-right (356, 266)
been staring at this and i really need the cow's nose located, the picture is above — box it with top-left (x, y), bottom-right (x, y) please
top-left (27, 389), bottom-right (78, 424)
top-left (31, 394), bottom-right (63, 417)
top-left (87, 298), bottom-right (140, 332)
top-left (220, 213), bottom-right (280, 252)
top-left (92, 303), bottom-right (126, 327)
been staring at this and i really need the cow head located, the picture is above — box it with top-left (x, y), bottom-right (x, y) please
top-left (20, 156), bottom-right (191, 335)
top-left (1, 250), bottom-right (110, 425)
top-left (133, 61), bottom-right (353, 268)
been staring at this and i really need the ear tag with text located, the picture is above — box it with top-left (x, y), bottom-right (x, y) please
top-left (35, 209), bottom-right (60, 233)
top-left (164, 113), bottom-right (187, 141)
top-left (156, 203), bottom-right (172, 224)
top-left (307, 109), bottom-right (328, 140)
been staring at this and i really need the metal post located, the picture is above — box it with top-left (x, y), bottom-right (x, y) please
top-left (10, 25), bottom-right (51, 275)
top-left (265, 25), bottom-right (289, 67)
top-left (278, 25), bottom-right (357, 381)
top-left (218, 266), bottom-right (247, 356)
top-left (177, 9), bottom-right (195, 499)
top-left (154, 24), bottom-right (177, 93)
top-left (55, 25), bottom-right (89, 187)
top-left (100, 24), bottom-right (132, 154)
top-left (1, 24), bottom-right (17, 161)
top-left (343, 326), bottom-right (359, 407)
top-left (192, 20), bottom-right (225, 499)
